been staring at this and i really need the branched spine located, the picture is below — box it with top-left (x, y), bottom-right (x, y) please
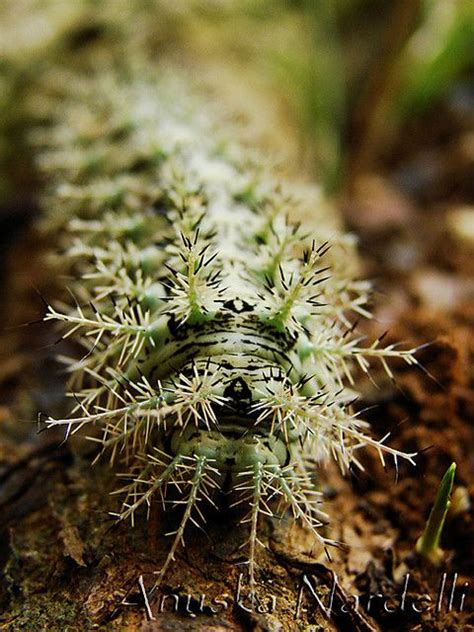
top-left (12, 34), bottom-right (421, 597)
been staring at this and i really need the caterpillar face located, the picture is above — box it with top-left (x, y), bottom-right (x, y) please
top-left (32, 65), bottom-right (419, 596)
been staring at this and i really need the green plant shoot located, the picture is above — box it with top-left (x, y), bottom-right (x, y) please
top-left (416, 462), bottom-right (456, 563)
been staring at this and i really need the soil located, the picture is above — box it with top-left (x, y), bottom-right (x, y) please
top-left (0, 87), bottom-right (472, 631)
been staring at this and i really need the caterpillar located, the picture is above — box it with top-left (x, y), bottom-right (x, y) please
top-left (5, 5), bottom-right (420, 601)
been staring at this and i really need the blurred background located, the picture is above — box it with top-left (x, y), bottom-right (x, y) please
top-left (1, 0), bottom-right (473, 283)
top-left (1, 0), bottom-right (472, 389)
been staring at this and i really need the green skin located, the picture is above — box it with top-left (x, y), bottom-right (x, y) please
top-left (131, 306), bottom-right (306, 472)
top-left (170, 425), bottom-right (289, 470)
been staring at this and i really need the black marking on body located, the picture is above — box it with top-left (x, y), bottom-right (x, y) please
top-left (165, 311), bottom-right (297, 349)
top-left (223, 298), bottom-right (254, 314)
top-left (223, 377), bottom-right (252, 406)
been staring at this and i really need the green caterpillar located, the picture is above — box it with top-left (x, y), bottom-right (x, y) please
top-left (1, 1), bottom-right (419, 600)
top-left (29, 61), bottom-right (419, 595)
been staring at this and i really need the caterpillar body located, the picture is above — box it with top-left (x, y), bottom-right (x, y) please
top-left (27, 61), bottom-right (420, 595)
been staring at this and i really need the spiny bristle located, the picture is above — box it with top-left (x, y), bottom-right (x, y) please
top-left (13, 32), bottom-right (420, 596)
